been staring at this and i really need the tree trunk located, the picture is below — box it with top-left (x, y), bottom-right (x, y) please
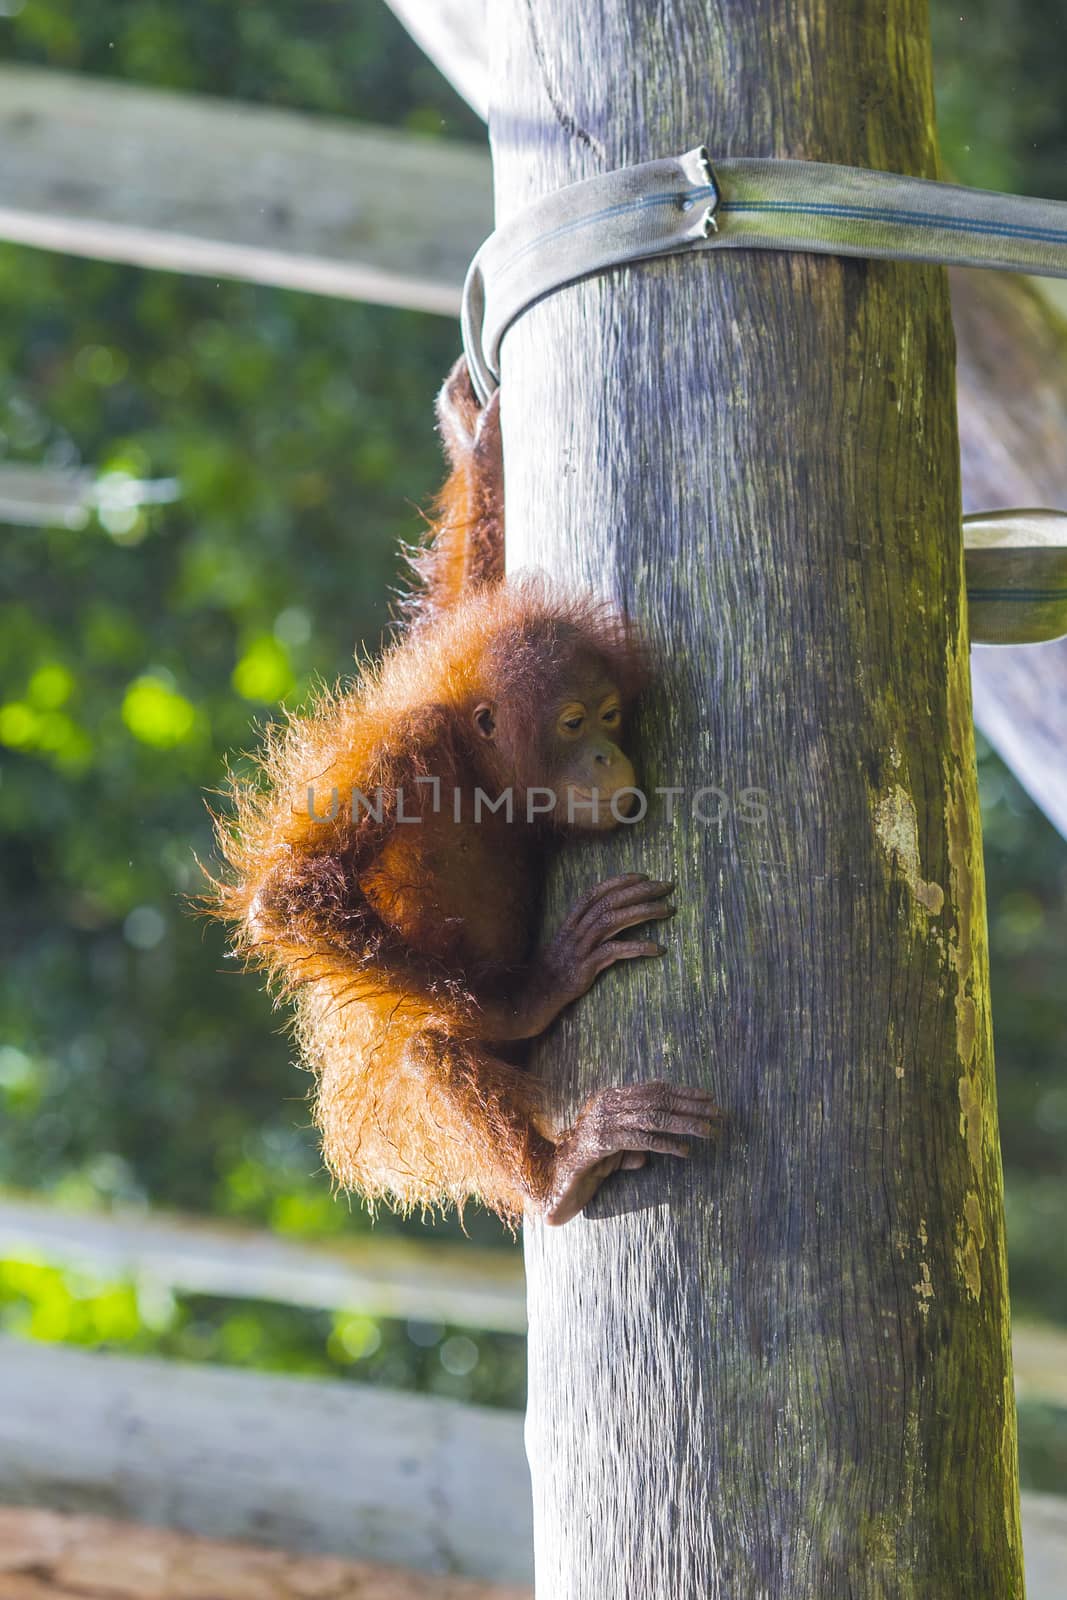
top-left (490, 2), bottom-right (1023, 1596)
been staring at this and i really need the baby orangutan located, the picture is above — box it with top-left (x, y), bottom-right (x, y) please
top-left (209, 357), bottom-right (721, 1225)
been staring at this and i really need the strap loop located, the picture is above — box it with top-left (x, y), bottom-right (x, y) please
top-left (965, 511), bottom-right (1067, 646)
top-left (462, 146), bottom-right (1067, 403)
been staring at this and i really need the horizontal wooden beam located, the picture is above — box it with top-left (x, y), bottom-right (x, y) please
top-left (0, 1337), bottom-right (1062, 1593)
top-left (0, 1337), bottom-right (533, 1584)
top-left (0, 66), bottom-right (491, 314)
top-left (0, 1197), bottom-right (525, 1333)
top-left (0, 465), bottom-right (181, 528)
top-left (0, 465), bottom-right (97, 527)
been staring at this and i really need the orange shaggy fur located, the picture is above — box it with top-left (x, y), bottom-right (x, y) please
top-left (210, 577), bottom-right (641, 1222)
top-left (402, 414), bottom-right (504, 621)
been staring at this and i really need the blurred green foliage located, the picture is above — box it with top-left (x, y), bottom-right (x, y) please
top-left (0, 1255), bottom-right (527, 1408)
top-left (931, 0), bottom-right (1067, 199)
top-left (0, 0), bottom-right (1064, 1492)
top-left (0, 0), bottom-right (494, 1241)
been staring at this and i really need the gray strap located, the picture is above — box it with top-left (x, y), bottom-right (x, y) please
top-left (965, 511), bottom-right (1067, 646)
top-left (462, 147), bottom-right (1067, 403)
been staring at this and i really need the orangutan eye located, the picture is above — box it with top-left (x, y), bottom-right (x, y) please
top-left (601, 705), bottom-right (621, 727)
top-left (557, 705), bottom-right (586, 738)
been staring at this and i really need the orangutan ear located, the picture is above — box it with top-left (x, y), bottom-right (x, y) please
top-left (473, 702), bottom-right (497, 741)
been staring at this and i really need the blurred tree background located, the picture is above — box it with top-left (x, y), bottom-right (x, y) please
top-left (0, 0), bottom-right (1064, 1481)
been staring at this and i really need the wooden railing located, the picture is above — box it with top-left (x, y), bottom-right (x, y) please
top-left (1, 1196), bottom-right (1066, 1591)
top-left (0, 1196), bottom-right (525, 1332)
top-left (0, 1335), bottom-right (532, 1584)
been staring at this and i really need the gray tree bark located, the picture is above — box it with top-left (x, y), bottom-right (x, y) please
top-left (490, 2), bottom-right (1024, 1596)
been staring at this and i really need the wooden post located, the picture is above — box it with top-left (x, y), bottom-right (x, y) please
top-left (491, 2), bottom-right (1024, 1594)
